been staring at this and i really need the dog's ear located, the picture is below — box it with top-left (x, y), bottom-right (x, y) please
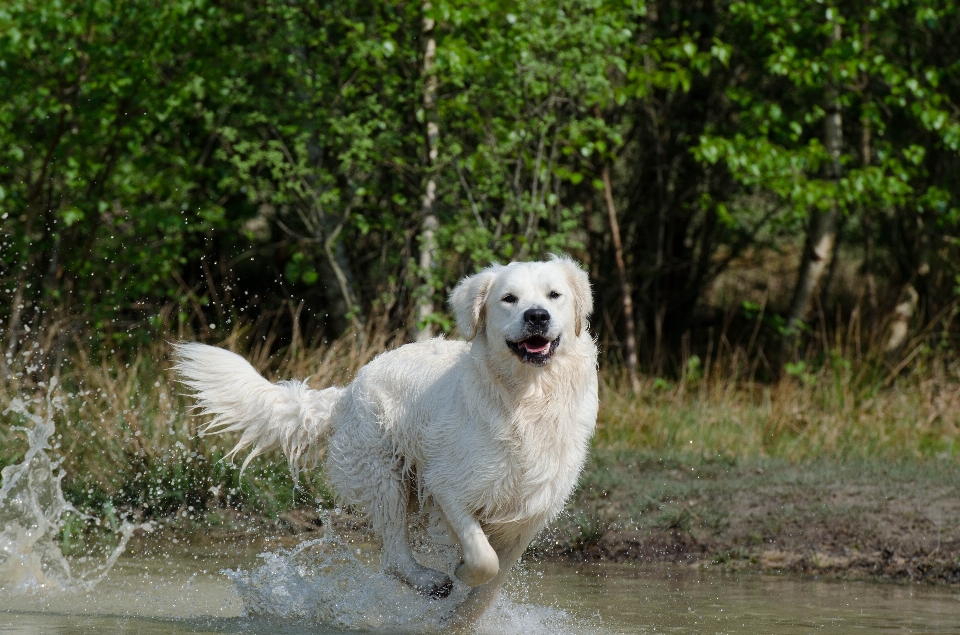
top-left (449, 268), bottom-right (499, 340)
top-left (552, 254), bottom-right (593, 336)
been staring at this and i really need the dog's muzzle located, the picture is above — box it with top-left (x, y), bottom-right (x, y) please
top-left (507, 308), bottom-right (560, 365)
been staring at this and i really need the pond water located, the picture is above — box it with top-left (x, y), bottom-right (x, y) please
top-left (1, 546), bottom-right (958, 634)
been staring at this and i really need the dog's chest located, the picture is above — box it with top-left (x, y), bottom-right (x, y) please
top-left (467, 400), bottom-right (592, 524)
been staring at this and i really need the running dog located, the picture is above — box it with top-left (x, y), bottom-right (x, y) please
top-left (174, 256), bottom-right (599, 624)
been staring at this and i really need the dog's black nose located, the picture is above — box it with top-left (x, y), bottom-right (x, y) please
top-left (524, 308), bottom-right (550, 329)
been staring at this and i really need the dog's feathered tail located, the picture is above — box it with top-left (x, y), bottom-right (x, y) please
top-left (173, 342), bottom-right (343, 479)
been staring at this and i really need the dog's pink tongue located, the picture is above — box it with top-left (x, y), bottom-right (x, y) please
top-left (522, 339), bottom-right (550, 354)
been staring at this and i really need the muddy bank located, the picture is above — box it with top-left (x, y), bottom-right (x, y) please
top-left (548, 450), bottom-right (960, 584)
top-left (124, 451), bottom-right (960, 585)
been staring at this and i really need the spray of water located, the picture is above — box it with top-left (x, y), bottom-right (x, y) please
top-left (0, 377), bottom-right (151, 593)
top-left (224, 531), bottom-right (458, 630)
top-left (224, 525), bottom-right (594, 635)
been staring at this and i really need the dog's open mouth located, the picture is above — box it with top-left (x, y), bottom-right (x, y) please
top-left (507, 335), bottom-right (560, 365)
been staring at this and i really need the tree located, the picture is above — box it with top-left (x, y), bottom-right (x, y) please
top-left (695, 0), bottom-right (960, 363)
top-left (415, 1), bottom-right (441, 341)
top-left (2, 0), bottom-right (958, 372)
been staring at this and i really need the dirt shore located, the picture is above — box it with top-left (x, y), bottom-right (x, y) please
top-left (548, 450), bottom-right (960, 584)
top-left (127, 450), bottom-right (960, 585)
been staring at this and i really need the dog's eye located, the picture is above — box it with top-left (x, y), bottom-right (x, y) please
top-left (548, 291), bottom-right (561, 299)
top-left (501, 294), bottom-right (518, 304)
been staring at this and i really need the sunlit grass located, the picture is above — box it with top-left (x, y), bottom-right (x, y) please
top-left (1, 318), bottom-right (958, 526)
top-left (0, 321), bottom-right (397, 520)
top-left (596, 351), bottom-right (960, 462)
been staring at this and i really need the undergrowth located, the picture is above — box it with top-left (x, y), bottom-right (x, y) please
top-left (1, 318), bottom-right (958, 528)
top-left (597, 347), bottom-right (960, 462)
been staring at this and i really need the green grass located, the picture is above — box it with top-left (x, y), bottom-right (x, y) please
top-left (596, 352), bottom-right (960, 462)
top-left (1, 326), bottom-right (958, 528)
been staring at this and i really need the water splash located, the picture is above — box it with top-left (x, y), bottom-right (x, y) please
top-left (225, 527), bottom-right (596, 635)
top-left (0, 377), bottom-right (151, 593)
top-left (225, 531), bottom-right (462, 631)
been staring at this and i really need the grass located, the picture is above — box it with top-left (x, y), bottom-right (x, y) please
top-left (0, 323), bottom-right (398, 521)
top-left (1, 317), bottom-right (959, 529)
top-left (597, 348), bottom-right (960, 462)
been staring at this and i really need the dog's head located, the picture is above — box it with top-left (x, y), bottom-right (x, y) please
top-left (449, 255), bottom-right (593, 367)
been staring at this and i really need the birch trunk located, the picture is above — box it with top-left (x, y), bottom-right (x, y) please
top-left (860, 103), bottom-right (879, 337)
top-left (602, 164), bottom-right (640, 392)
top-left (783, 23), bottom-right (843, 358)
top-left (859, 27), bottom-right (879, 337)
top-left (414, 2), bottom-right (439, 342)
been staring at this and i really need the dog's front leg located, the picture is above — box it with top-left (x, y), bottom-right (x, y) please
top-left (443, 522), bottom-right (542, 628)
top-left (431, 494), bottom-right (499, 587)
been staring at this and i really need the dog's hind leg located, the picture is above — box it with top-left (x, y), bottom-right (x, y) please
top-left (326, 399), bottom-right (451, 599)
top-left (369, 468), bottom-right (453, 599)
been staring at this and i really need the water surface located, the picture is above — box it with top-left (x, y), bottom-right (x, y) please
top-left (1, 547), bottom-right (957, 634)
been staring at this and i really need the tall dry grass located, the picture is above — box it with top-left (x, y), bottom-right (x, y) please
top-left (0, 315), bottom-right (403, 520)
top-left (597, 293), bottom-right (960, 461)
top-left (1, 305), bottom-right (958, 524)
top-left (597, 359), bottom-right (960, 462)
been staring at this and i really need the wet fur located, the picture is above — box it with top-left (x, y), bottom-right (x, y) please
top-left (174, 256), bottom-right (599, 624)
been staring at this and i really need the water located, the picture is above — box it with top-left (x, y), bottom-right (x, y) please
top-left (0, 551), bottom-right (958, 634)
top-left (2, 386), bottom-right (959, 633)
top-left (531, 561), bottom-right (960, 633)
top-left (0, 379), bottom-right (151, 593)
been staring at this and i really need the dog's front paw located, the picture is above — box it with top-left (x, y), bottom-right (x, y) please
top-left (417, 576), bottom-right (454, 599)
top-left (455, 541), bottom-right (499, 587)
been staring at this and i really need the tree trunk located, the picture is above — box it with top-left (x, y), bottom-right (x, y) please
top-left (884, 284), bottom-right (918, 354)
top-left (322, 212), bottom-right (365, 338)
top-left (414, 2), bottom-right (440, 342)
top-left (272, 48), bottom-right (367, 339)
top-left (782, 22), bottom-right (843, 360)
top-left (602, 164), bottom-right (640, 392)
top-left (818, 212), bottom-right (847, 311)
top-left (860, 103), bottom-right (879, 338)
top-left (858, 27), bottom-right (879, 338)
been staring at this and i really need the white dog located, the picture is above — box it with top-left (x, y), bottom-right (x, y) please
top-left (174, 256), bottom-right (598, 624)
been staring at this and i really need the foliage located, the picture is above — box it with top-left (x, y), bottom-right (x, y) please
top-left (0, 0), bottom-right (958, 371)
top-left (695, 0), bottom-right (960, 271)
top-left (0, 0), bottom-right (233, 344)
